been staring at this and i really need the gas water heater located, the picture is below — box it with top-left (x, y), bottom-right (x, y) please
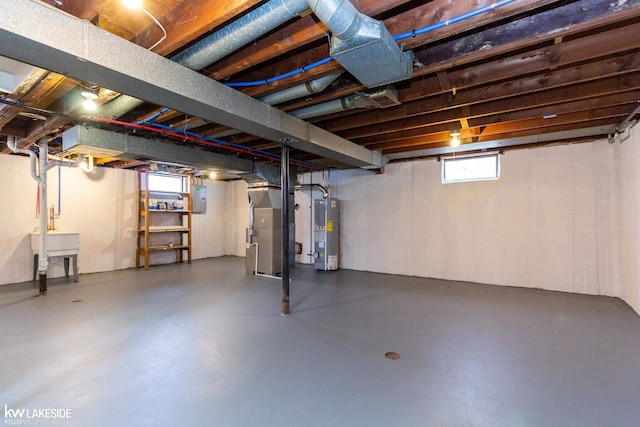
top-left (314, 198), bottom-right (340, 271)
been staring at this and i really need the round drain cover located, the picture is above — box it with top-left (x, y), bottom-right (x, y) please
top-left (385, 351), bottom-right (400, 360)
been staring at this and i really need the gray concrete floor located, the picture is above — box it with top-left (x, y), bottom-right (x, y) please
top-left (1, 257), bottom-right (639, 427)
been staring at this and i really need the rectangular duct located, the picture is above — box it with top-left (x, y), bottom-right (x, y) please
top-left (365, 86), bottom-right (401, 108)
top-left (330, 19), bottom-right (413, 89)
top-left (62, 125), bottom-right (254, 174)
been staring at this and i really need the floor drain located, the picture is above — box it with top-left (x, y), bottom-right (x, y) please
top-left (385, 351), bottom-right (400, 360)
top-left (71, 300), bottom-right (83, 303)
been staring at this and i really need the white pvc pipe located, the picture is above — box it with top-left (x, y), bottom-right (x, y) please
top-left (249, 242), bottom-right (280, 280)
top-left (38, 138), bottom-right (48, 275)
top-left (7, 136), bottom-right (39, 183)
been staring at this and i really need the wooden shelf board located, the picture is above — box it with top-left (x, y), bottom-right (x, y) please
top-left (138, 227), bottom-right (189, 233)
top-left (146, 245), bottom-right (190, 251)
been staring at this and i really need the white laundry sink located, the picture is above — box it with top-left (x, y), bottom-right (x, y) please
top-left (30, 231), bottom-right (80, 256)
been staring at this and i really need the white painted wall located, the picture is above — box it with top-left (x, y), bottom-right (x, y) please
top-left (0, 156), bottom-right (247, 285)
top-left (224, 180), bottom-right (249, 257)
top-left (4, 128), bottom-right (639, 316)
top-left (296, 131), bottom-right (640, 315)
top-left (0, 156), bottom-right (137, 284)
top-left (614, 125), bottom-right (640, 314)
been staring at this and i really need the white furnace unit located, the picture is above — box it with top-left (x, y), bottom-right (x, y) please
top-left (314, 198), bottom-right (340, 271)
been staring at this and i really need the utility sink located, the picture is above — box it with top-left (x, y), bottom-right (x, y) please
top-left (30, 231), bottom-right (80, 256)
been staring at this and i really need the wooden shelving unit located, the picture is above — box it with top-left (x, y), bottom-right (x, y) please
top-left (136, 169), bottom-right (192, 270)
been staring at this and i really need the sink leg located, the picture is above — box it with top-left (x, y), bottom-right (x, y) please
top-left (38, 273), bottom-right (47, 295)
top-left (72, 254), bottom-right (78, 282)
top-left (64, 257), bottom-right (70, 279)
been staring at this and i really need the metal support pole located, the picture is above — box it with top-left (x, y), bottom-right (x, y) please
top-left (281, 143), bottom-right (290, 315)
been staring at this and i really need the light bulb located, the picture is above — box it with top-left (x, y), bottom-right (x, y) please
top-left (80, 90), bottom-right (98, 100)
top-left (123, 0), bottom-right (142, 9)
top-left (81, 88), bottom-right (99, 111)
top-left (209, 171), bottom-right (217, 180)
top-left (450, 131), bottom-right (461, 147)
top-left (82, 98), bottom-right (97, 111)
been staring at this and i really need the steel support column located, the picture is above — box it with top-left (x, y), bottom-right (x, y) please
top-left (281, 143), bottom-right (291, 315)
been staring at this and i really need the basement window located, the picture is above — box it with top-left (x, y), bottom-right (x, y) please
top-left (148, 173), bottom-right (189, 193)
top-left (441, 153), bottom-right (500, 184)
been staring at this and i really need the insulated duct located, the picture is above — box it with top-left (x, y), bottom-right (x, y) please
top-left (259, 73), bottom-right (341, 106)
top-left (211, 73), bottom-right (342, 138)
top-left (99, 0), bottom-right (311, 119)
top-left (172, 0), bottom-right (309, 71)
top-left (290, 93), bottom-right (373, 120)
top-left (101, 0), bottom-right (410, 120)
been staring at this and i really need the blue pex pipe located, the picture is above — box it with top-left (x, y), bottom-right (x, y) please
top-left (228, 0), bottom-right (518, 87)
top-left (226, 57), bottom-right (334, 88)
top-left (135, 107), bottom-right (170, 125)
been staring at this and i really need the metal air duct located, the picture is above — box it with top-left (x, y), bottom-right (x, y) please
top-left (172, 0), bottom-right (309, 71)
top-left (62, 125), bottom-right (254, 174)
top-left (100, 0), bottom-right (310, 119)
top-left (259, 73), bottom-right (342, 106)
top-left (307, 0), bottom-right (413, 88)
top-left (290, 93), bottom-right (373, 120)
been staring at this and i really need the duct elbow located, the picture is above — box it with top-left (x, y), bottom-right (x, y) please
top-left (307, 0), bottom-right (361, 40)
top-left (307, 0), bottom-right (413, 88)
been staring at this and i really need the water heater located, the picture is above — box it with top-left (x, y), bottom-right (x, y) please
top-left (314, 198), bottom-right (339, 271)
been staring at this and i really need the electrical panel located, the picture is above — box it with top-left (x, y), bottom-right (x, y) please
top-left (192, 185), bottom-right (206, 214)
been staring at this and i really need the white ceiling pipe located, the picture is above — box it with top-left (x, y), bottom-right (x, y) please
top-left (37, 138), bottom-right (48, 287)
top-left (616, 102), bottom-right (640, 133)
top-left (7, 136), bottom-right (40, 183)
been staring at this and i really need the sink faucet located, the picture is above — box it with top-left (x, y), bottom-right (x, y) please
top-left (48, 205), bottom-right (56, 231)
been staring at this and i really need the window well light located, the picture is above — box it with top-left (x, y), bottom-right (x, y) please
top-left (450, 130), bottom-right (461, 147)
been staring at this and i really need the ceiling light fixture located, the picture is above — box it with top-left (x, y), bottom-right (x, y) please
top-left (209, 171), bottom-right (217, 180)
top-left (450, 131), bottom-right (461, 147)
top-left (81, 89), bottom-right (99, 111)
top-left (122, 0), bottom-right (167, 51)
top-left (123, 0), bottom-right (142, 9)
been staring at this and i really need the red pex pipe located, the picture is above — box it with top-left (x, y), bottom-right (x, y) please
top-left (83, 115), bottom-right (324, 170)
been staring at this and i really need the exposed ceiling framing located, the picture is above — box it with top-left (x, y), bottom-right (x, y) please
top-left (0, 0), bottom-right (638, 172)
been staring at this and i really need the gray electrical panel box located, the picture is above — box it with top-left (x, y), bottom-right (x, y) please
top-left (192, 185), bottom-right (206, 214)
top-left (314, 198), bottom-right (339, 271)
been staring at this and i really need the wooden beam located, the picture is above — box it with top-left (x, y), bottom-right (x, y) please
top-left (132, 0), bottom-right (264, 57)
top-left (320, 51), bottom-right (640, 135)
top-left (354, 89), bottom-right (640, 149)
